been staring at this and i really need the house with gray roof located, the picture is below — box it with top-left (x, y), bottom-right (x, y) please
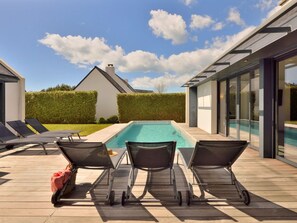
top-left (75, 64), bottom-right (152, 120)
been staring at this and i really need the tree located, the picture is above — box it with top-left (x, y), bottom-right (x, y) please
top-left (41, 84), bottom-right (75, 92)
top-left (154, 82), bottom-right (167, 93)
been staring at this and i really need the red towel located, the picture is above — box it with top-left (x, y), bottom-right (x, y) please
top-left (51, 167), bottom-right (72, 192)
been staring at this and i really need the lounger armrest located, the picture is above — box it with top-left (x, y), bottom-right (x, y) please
top-left (110, 148), bottom-right (126, 169)
top-left (178, 147), bottom-right (195, 168)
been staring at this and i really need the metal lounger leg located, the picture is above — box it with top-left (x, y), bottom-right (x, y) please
top-left (41, 144), bottom-right (48, 155)
top-left (171, 168), bottom-right (178, 198)
top-left (106, 169), bottom-right (115, 199)
top-left (226, 167), bottom-right (244, 198)
top-left (192, 168), bottom-right (206, 199)
top-left (127, 168), bottom-right (135, 198)
top-left (89, 169), bottom-right (109, 191)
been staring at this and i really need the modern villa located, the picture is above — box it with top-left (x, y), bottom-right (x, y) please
top-left (183, 0), bottom-right (297, 167)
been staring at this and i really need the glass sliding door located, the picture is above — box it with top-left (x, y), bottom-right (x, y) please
top-left (239, 73), bottom-right (250, 141)
top-left (277, 55), bottom-right (297, 165)
top-left (229, 77), bottom-right (238, 138)
top-left (226, 69), bottom-right (259, 149)
top-left (250, 70), bottom-right (260, 148)
top-left (219, 81), bottom-right (227, 135)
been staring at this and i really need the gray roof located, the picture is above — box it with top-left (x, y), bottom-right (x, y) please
top-left (75, 66), bottom-right (154, 93)
top-left (183, 0), bottom-right (297, 87)
top-left (0, 63), bottom-right (19, 82)
top-left (75, 66), bottom-right (136, 93)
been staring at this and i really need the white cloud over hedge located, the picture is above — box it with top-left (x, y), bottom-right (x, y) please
top-left (148, 9), bottom-right (188, 45)
top-left (39, 26), bottom-right (255, 90)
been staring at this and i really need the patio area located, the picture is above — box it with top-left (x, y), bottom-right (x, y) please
top-left (0, 123), bottom-right (297, 223)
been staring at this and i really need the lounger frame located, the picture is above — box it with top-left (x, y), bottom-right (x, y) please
top-left (177, 140), bottom-right (250, 206)
top-left (0, 122), bottom-right (57, 154)
top-left (7, 120), bottom-right (72, 141)
top-left (122, 141), bottom-right (182, 206)
top-left (25, 118), bottom-right (81, 139)
top-left (54, 142), bottom-right (126, 206)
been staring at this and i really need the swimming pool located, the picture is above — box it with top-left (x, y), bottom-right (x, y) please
top-left (106, 121), bottom-right (195, 149)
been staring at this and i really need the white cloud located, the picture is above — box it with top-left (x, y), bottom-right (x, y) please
top-left (266, 5), bottom-right (282, 18)
top-left (256, 0), bottom-right (277, 11)
top-left (206, 26), bottom-right (256, 51)
top-left (39, 26), bottom-right (255, 90)
top-left (131, 73), bottom-right (193, 91)
top-left (183, 0), bottom-right (196, 6)
top-left (227, 7), bottom-right (245, 27)
top-left (190, 14), bottom-right (214, 30)
top-left (148, 9), bottom-right (188, 45)
top-left (119, 50), bottom-right (163, 73)
top-left (38, 33), bottom-right (125, 68)
top-left (212, 22), bottom-right (224, 31)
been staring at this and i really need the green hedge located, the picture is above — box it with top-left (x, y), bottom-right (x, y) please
top-left (26, 91), bottom-right (97, 124)
top-left (117, 93), bottom-right (185, 123)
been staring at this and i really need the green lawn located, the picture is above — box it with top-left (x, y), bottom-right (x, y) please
top-left (43, 124), bottom-right (113, 136)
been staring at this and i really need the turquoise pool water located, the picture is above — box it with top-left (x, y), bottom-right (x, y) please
top-left (106, 121), bottom-right (194, 149)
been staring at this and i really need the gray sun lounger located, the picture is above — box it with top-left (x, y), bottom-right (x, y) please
top-left (121, 141), bottom-right (182, 206)
top-left (25, 118), bottom-right (81, 139)
top-left (53, 141), bottom-right (126, 206)
top-left (7, 120), bottom-right (72, 141)
top-left (0, 122), bottom-right (57, 155)
top-left (177, 140), bottom-right (250, 206)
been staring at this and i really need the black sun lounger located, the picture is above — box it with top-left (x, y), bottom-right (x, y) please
top-left (0, 122), bottom-right (57, 155)
top-left (121, 141), bottom-right (182, 206)
top-left (177, 140), bottom-right (250, 206)
top-left (7, 120), bottom-right (72, 141)
top-left (25, 118), bottom-right (81, 139)
top-left (54, 141), bottom-right (126, 206)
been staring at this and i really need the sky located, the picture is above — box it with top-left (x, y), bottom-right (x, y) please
top-left (0, 0), bottom-right (283, 92)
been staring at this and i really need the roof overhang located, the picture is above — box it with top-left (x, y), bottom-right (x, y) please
top-left (182, 0), bottom-right (297, 87)
top-left (0, 60), bottom-right (21, 83)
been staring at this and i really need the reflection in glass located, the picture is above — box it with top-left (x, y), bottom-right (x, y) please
top-left (229, 78), bottom-right (237, 138)
top-left (219, 81), bottom-right (226, 135)
top-left (250, 70), bottom-right (259, 148)
top-left (277, 55), bottom-right (297, 165)
top-left (240, 73), bottom-right (250, 141)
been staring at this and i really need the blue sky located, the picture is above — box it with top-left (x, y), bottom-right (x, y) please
top-left (0, 0), bottom-right (281, 92)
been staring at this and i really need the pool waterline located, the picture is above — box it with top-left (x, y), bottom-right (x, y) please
top-left (106, 121), bottom-right (195, 149)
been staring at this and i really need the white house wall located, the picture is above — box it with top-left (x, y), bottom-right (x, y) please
top-left (75, 69), bottom-right (120, 120)
top-left (185, 87), bottom-right (189, 125)
top-left (197, 81), bottom-right (217, 134)
top-left (5, 80), bottom-right (25, 122)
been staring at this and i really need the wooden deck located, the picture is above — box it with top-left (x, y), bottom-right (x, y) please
top-left (0, 124), bottom-right (297, 223)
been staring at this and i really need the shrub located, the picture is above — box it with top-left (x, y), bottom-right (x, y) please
top-left (117, 93), bottom-right (185, 123)
top-left (106, 115), bottom-right (119, 123)
top-left (98, 115), bottom-right (119, 124)
top-left (98, 117), bottom-right (106, 124)
top-left (26, 91), bottom-right (97, 124)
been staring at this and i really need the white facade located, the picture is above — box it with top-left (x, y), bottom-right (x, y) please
top-left (197, 81), bottom-right (217, 134)
top-left (0, 59), bottom-right (25, 124)
top-left (185, 87), bottom-right (190, 125)
top-left (75, 65), bottom-right (134, 120)
top-left (5, 81), bottom-right (25, 122)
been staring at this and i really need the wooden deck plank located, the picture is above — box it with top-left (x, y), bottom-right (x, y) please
top-left (0, 124), bottom-right (297, 222)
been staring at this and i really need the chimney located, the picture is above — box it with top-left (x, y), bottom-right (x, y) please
top-left (106, 64), bottom-right (115, 77)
